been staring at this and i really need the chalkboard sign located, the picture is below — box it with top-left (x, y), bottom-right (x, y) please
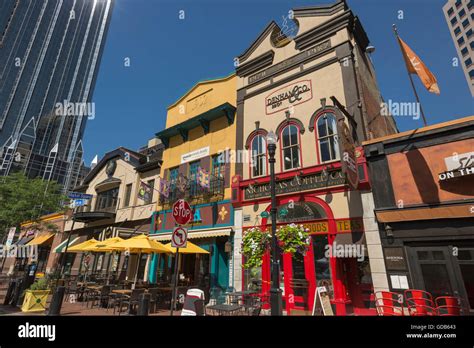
top-left (312, 286), bottom-right (334, 316)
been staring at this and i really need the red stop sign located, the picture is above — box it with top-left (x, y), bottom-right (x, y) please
top-left (172, 199), bottom-right (192, 225)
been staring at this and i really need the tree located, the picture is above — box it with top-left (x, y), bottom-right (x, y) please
top-left (0, 172), bottom-right (67, 240)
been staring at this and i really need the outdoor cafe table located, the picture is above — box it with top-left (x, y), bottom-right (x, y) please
top-left (226, 290), bottom-right (258, 305)
top-left (206, 304), bottom-right (243, 316)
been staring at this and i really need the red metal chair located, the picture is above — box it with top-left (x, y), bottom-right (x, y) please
top-left (435, 296), bottom-right (463, 316)
top-left (405, 289), bottom-right (437, 316)
top-left (375, 291), bottom-right (404, 316)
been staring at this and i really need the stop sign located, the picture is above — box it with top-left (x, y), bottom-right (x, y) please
top-left (172, 199), bottom-right (192, 225)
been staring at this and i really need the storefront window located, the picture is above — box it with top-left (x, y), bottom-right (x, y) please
top-left (312, 235), bottom-right (334, 299)
top-left (276, 201), bottom-right (326, 223)
top-left (251, 135), bottom-right (267, 177)
top-left (244, 267), bottom-right (262, 292)
top-left (316, 113), bottom-right (340, 163)
top-left (281, 124), bottom-right (301, 170)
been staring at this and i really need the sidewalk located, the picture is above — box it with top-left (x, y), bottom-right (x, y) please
top-left (0, 302), bottom-right (180, 316)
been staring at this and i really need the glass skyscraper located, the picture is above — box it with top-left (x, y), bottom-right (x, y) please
top-left (0, 0), bottom-right (114, 192)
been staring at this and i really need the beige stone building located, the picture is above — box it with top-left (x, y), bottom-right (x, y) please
top-left (55, 139), bottom-right (164, 281)
top-left (231, 0), bottom-right (397, 315)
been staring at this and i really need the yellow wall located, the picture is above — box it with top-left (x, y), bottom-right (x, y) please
top-left (160, 73), bottom-right (237, 202)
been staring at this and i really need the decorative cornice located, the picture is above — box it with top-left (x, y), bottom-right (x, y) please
top-left (294, 9), bottom-right (369, 52)
top-left (237, 21), bottom-right (281, 62)
top-left (293, 0), bottom-right (347, 17)
top-left (236, 50), bottom-right (275, 77)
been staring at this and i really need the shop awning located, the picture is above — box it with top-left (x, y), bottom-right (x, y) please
top-left (15, 236), bottom-right (34, 246)
top-left (151, 228), bottom-right (233, 241)
top-left (53, 237), bottom-right (80, 253)
top-left (375, 203), bottom-right (474, 223)
top-left (26, 233), bottom-right (55, 246)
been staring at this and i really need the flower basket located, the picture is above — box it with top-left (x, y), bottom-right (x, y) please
top-left (276, 223), bottom-right (310, 256)
top-left (241, 227), bottom-right (271, 269)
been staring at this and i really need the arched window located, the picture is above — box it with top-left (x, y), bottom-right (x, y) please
top-left (251, 135), bottom-right (267, 177)
top-left (316, 113), bottom-right (340, 162)
top-left (281, 124), bottom-right (301, 170)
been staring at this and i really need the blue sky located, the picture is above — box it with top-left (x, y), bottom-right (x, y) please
top-left (85, 0), bottom-right (473, 164)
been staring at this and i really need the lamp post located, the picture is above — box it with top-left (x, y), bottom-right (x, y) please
top-left (266, 130), bottom-right (283, 316)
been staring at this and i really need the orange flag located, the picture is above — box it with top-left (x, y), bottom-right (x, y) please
top-left (397, 37), bottom-right (440, 95)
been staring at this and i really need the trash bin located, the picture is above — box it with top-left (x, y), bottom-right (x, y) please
top-left (181, 288), bottom-right (205, 316)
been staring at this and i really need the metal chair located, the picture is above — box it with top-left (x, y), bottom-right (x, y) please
top-left (435, 296), bottom-right (463, 316)
top-left (375, 291), bottom-right (404, 316)
top-left (405, 290), bottom-right (436, 316)
top-left (120, 289), bottom-right (145, 315)
top-left (148, 288), bottom-right (159, 313)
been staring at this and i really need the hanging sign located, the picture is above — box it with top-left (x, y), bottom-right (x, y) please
top-left (337, 120), bottom-right (358, 189)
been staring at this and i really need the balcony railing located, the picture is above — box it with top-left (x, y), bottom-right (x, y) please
top-left (74, 195), bottom-right (120, 214)
top-left (160, 177), bottom-right (225, 206)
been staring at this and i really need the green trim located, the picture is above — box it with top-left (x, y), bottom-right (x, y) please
top-left (156, 103), bottom-right (236, 147)
top-left (53, 237), bottom-right (80, 253)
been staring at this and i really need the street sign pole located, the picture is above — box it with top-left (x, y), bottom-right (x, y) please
top-left (170, 247), bottom-right (180, 316)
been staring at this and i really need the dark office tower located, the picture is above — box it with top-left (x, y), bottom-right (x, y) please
top-left (0, 0), bottom-right (113, 192)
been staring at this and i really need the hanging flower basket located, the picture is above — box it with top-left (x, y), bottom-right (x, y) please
top-left (276, 223), bottom-right (310, 256)
top-left (241, 227), bottom-right (271, 269)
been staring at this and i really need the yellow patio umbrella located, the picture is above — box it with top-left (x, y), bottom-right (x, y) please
top-left (93, 236), bottom-right (125, 252)
top-left (108, 234), bottom-right (171, 254)
top-left (66, 238), bottom-right (99, 253)
top-left (164, 241), bottom-right (209, 254)
top-left (107, 234), bottom-right (172, 288)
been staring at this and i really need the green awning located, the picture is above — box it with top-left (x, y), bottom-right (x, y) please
top-left (156, 102), bottom-right (236, 147)
top-left (53, 237), bottom-right (80, 253)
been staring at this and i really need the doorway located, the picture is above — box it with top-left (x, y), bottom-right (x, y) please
top-left (407, 245), bottom-right (473, 313)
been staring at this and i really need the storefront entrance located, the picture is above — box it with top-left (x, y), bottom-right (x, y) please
top-left (251, 197), bottom-right (374, 315)
top-left (407, 245), bottom-right (474, 313)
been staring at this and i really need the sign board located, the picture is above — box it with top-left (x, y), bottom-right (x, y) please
top-left (70, 199), bottom-right (87, 208)
top-left (171, 226), bottom-right (188, 248)
top-left (68, 192), bottom-right (93, 200)
top-left (312, 286), bottom-right (334, 316)
top-left (439, 151), bottom-right (474, 182)
top-left (244, 170), bottom-right (345, 200)
top-left (181, 146), bottom-right (210, 164)
top-left (172, 199), bottom-right (192, 225)
top-left (337, 120), bottom-right (358, 190)
top-left (5, 227), bottom-right (16, 248)
top-left (265, 80), bottom-right (313, 115)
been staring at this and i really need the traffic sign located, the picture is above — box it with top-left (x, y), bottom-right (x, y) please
top-left (172, 199), bottom-right (192, 225)
top-left (68, 192), bottom-right (93, 200)
top-left (171, 226), bottom-right (188, 248)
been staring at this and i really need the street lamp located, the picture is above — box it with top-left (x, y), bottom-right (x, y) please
top-left (266, 130), bottom-right (283, 316)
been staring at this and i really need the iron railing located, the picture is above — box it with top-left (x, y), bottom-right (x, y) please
top-left (160, 177), bottom-right (225, 206)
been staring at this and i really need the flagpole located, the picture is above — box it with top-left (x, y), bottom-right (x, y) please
top-left (392, 24), bottom-right (428, 127)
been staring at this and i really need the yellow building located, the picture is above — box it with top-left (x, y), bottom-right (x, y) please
top-left (150, 73), bottom-right (237, 298)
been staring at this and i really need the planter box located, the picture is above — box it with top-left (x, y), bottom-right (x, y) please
top-left (21, 290), bottom-right (50, 312)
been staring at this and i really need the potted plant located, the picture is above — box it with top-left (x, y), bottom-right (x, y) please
top-left (21, 277), bottom-right (51, 312)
